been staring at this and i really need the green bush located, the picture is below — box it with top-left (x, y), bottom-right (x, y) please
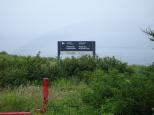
top-left (58, 56), bottom-right (97, 78)
top-left (0, 52), bottom-right (139, 87)
top-left (82, 70), bottom-right (154, 115)
top-left (0, 52), bottom-right (154, 114)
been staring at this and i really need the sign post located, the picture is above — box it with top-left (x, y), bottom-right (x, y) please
top-left (58, 41), bottom-right (95, 59)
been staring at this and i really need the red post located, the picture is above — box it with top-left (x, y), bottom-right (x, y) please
top-left (40, 78), bottom-right (48, 113)
top-left (35, 77), bottom-right (49, 113)
top-left (0, 112), bottom-right (30, 115)
top-left (42, 78), bottom-right (48, 102)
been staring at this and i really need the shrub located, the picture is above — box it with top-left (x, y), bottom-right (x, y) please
top-left (82, 70), bottom-right (154, 115)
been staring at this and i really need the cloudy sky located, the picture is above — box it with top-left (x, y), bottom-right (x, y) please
top-left (0, 0), bottom-right (154, 64)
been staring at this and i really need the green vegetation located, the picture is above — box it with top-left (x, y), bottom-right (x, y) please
top-left (0, 52), bottom-right (154, 115)
top-left (144, 28), bottom-right (154, 41)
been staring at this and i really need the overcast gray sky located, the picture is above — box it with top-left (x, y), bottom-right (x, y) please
top-left (0, 0), bottom-right (154, 64)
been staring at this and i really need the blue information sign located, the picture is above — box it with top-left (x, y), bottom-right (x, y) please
top-left (58, 41), bottom-right (95, 58)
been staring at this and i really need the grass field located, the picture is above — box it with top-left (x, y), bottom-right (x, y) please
top-left (0, 79), bottom-right (97, 115)
top-left (0, 52), bottom-right (154, 115)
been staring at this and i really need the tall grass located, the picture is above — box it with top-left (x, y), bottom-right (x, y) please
top-left (0, 79), bottom-right (94, 115)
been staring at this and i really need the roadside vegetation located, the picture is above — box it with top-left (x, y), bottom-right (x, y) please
top-left (0, 51), bottom-right (154, 115)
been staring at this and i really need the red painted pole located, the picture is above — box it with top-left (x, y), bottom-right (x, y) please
top-left (40, 78), bottom-right (48, 113)
top-left (42, 78), bottom-right (48, 102)
top-left (35, 77), bottom-right (49, 113)
top-left (0, 112), bottom-right (30, 115)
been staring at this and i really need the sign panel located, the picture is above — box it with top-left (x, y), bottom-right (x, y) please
top-left (58, 41), bottom-right (95, 58)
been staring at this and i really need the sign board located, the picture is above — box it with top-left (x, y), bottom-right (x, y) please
top-left (58, 41), bottom-right (95, 58)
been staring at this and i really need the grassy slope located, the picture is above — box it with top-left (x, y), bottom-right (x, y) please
top-left (0, 79), bottom-right (97, 115)
top-left (0, 52), bottom-right (154, 115)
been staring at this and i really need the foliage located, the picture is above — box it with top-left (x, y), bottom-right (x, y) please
top-left (144, 28), bottom-right (154, 41)
top-left (82, 70), bottom-right (154, 115)
top-left (0, 53), bottom-right (133, 87)
top-left (0, 86), bottom-right (41, 112)
top-left (0, 79), bottom-right (97, 115)
top-left (0, 52), bottom-right (154, 114)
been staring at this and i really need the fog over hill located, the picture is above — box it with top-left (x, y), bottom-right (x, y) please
top-left (11, 20), bottom-right (154, 65)
top-left (0, 0), bottom-right (154, 64)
